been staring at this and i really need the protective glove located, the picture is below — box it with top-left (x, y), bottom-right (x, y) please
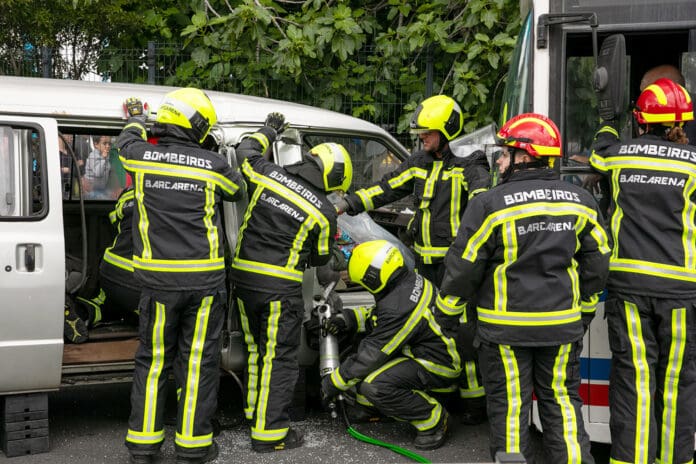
top-left (264, 112), bottom-right (288, 135)
top-left (321, 374), bottom-right (342, 401)
top-left (329, 245), bottom-right (347, 271)
top-left (317, 264), bottom-right (341, 287)
top-left (324, 307), bottom-right (356, 335)
top-left (123, 97), bottom-right (148, 121)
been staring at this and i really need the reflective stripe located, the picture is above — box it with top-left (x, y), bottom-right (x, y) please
top-left (355, 393), bottom-right (374, 407)
top-left (552, 344), bottom-right (581, 464)
top-left (418, 162), bottom-right (443, 260)
top-left (231, 258), bottom-right (303, 282)
top-left (611, 258), bottom-right (696, 282)
top-left (238, 299), bottom-right (259, 420)
top-left (436, 294), bottom-right (466, 317)
top-left (121, 158), bottom-right (240, 197)
top-left (478, 306), bottom-right (581, 326)
top-left (624, 301), bottom-right (650, 464)
top-left (364, 357), bottom-right (409, 384)
top-left (203, 182), bottom-right (218, 260)
top-left (126, 428), bottom-right (165, 445)
top-left (442, 166), bottom-right (464, 236)
top-left (251, 427), bottom-right (289, 441)
top-left (469, 187), bottom-right (488, 198)
top-left (331, 365), bottom-right (360, 390)
top-left (682, 177), bottom-right (696, 269)
top-left (133, 256), bottom-right (224, 272)
top-left (463, 202), bottom-right (607, 262)
top-left (599, 155), bottom-right (696, 178)
top-left (103, 249), bottom-right (134, 272)
top-left (659, 308), bottom-right (687, 464)
top-left (250, 133), bottom-right (270, 153)
top-left (494, 222), bottom-right (515, 312)
top-left (413, 243), bottom-right (449, 259)
top-left (143, 302), bottom-right (166, 433)
top-left (581, 294), bottom-right (599, 315)
top-left (175, 431), bottom-right (213, 448)
top-left (123, 121), bottom-right (147, 139)
top-left (411, 391), bottom-right (442, 431)
top-left (254, 301), bottom-right (282, 435)
top-left (381, 279), bottom-right (434, 355)
top-left (350, 306), bottom-right (373, 333)
top-left (135, 173), bottom-right (153, 259)
top-left (460, 361), bottom-right (485, 398)
top-left (387, 167), bottom-right (427, 189)
top-left (181, 296), bottom-right (213, 438)
top-left (500, 345), bottom-right (522, 453)
top-left (356, 186), bottom-right (383, 211)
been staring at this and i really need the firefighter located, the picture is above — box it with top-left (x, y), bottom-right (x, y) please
top-left (231, 112), bottom-right (352, 453)
top-left (439, 113), bottom-right (610, 463)
top-left (76, 186), bottom-right (141, 330)
top-left (321, 239), bottom-right (461, 450)
top-left (118, 90), bottom-right (246, 464)
top-left (589, 77), bottom-right (696, 464)
top-left (335, 94), bottom-right (490, 422)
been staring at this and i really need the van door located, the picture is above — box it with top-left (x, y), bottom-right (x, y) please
top-left (0, 116), bottom-right (63, 393)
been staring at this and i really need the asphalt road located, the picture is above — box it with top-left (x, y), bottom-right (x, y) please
top-left (1, 377), bottom-right (611, 464)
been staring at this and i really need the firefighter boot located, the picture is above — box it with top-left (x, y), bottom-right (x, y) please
top-left (176, 441), bottom-right (219, 464)
top-left (460, 396), bottom-right (487, 425)
top-left (251, 428), bottom-right (304, 453)
top-left (64, 295), bottom-right (88, 344)
top-left (413, 410), bottom-right (450, 450)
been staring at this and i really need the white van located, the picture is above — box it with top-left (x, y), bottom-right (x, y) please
top-left (0, 76), bottom-right (411, 453)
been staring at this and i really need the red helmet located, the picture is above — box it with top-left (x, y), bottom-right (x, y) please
top-left (634, 77), bottom-right (694, 125)
top-left (496, 113), bottom-right (561, 157)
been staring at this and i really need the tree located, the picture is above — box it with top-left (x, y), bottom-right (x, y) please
top-left (0, 0), bottom-right (153, 80)
top-left (149, 0), bottom-right (521, 138)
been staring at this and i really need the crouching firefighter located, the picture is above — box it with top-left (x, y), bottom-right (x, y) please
top-left (321, 240), bottom-right (462, 450)
top-left (231, 112), bottom-right (353, 453)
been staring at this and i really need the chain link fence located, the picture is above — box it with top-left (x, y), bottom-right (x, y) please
top-left (1, 42), bottom-right (441, 149)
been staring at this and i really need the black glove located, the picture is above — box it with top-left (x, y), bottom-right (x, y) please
top-left (317, 264), bottom-right (341, 287)
top-left (325, 313), bottom-right (348, 335)
top-left (321, 374), bottom-right (341, 401)
top-left (264, 112), bottom-right (288, 135)
top-left (123, 97), bottom-right (146, 121)
top-left (329, 245), bottom-right (347, 271)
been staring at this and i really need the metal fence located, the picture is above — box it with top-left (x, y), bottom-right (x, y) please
top-left (1, 42), bottom-right (441, 149)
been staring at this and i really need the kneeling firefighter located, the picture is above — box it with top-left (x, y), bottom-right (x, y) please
top-left (321, 240), bottom-right (462, 450)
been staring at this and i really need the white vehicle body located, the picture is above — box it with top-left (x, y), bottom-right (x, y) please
top-left (0, 76), bottom-right (409, 398)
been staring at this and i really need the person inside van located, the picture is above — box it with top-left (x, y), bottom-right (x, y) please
top-left (84, 135), bottom-right (113, 199)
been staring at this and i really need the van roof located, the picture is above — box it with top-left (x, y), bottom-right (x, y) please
top-left (0, 76), bottom-right (400, 143)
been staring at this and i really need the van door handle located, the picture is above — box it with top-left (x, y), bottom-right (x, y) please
top-left (24, 244), bottom-right (36, 272)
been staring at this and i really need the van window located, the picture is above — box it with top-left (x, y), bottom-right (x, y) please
top-left (63, 133), bottom-right (129, 201)
top-left (0, 125), bottom-right (45, 218)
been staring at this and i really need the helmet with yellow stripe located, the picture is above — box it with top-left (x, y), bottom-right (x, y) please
top-left (633, 77), bottom-right (693, 125)
top-left (410, 95), bottom-right (463, 141)
top-left (307, 142), bottom-right (353, 192)
top-left (496, 113), bottom-right (561, 158)
top-left (348, 240), bottom-right (404, 294)
top-left (156, 88), bottom-right (218, 144)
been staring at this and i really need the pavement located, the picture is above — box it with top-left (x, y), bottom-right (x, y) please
top-left (1, 376), bottom-right (611, 464)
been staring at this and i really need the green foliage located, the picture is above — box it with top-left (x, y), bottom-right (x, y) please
top-left (0, 0), bottom-right (521, 142)
top-left (151, 0), bottom-right (521, 139)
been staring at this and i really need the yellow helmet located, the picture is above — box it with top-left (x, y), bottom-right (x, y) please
top-left (156, 88), bottom-right (217, 143)
top-left (410, 95), bottom-right (463, 141)
top-left (308, 142), bottom-right (353, 192)
top-left (348, 240), bottom-right (404, 293)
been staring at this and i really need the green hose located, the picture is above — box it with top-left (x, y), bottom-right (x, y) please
top-left (339, 400), bottom-right (431, 464)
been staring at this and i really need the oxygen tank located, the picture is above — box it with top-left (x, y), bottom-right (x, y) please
top-left (316, 279), bottom-right (342, 418)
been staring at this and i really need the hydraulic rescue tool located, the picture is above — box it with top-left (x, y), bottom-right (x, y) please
top-left (315, 277), bottom-right (430, 463)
